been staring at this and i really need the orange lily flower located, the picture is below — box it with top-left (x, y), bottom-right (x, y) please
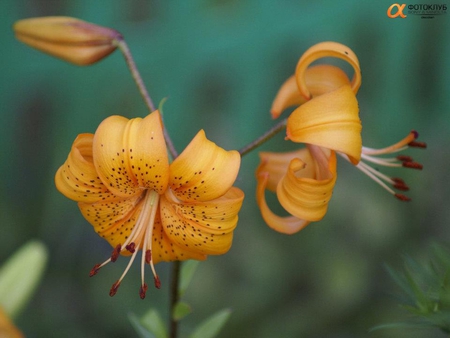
top-left (55, 110), bottom-right (244, 298)
top-left (257, 42), bottom-right (425, 234)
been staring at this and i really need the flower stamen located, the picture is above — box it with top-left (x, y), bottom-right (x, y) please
top-left (90, 190), bottom-right (161, 298)
top-left (341, 130), bottom-right (426, 201)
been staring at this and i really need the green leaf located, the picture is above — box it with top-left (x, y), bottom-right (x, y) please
top-left (189, 308), bottom-right (232, 338)
top-left (0, 240), bottom-right (48, 318)
top-left (140, 308), bottom-right (168, 338)
top-left (128, 312), bottom-right (156, 338)
top-left (173, 301), bottom-right (192, 321)
top-left (179, 260), bottom-right (200, 297)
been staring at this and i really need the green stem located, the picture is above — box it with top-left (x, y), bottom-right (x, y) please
top-left (170, 261), bottom-right (181, 338)
top-left (238, 118), bottom-right (287, 156)
top-left (115, 38), bottom-right (178, 159)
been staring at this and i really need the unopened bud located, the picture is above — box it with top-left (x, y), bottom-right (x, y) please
top-left (13, 16), bottom-right (122, 66)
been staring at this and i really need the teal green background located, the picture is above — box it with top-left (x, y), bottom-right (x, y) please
top-left (1, 1), bottom-right (450, 337)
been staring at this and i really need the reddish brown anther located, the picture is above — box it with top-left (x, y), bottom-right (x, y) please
top-left (139, 283), bottom-right (148, 299)
top-left (154, 275), bottom-right (161, 289)
top-left (145, 250), bottom-right (152, 264)
top-left (408, 141), bottom-right (427, 148)
top-left (89, 263), bottom-right (101, 277)
top-left (111, 244), bottom-right (121, 262)
top-left (109, 280), bottom-right (121, 297)
top-left (125, 242), bottom-right (136, 253)
top-left (397, 155), bottom-right (413, 162)
top-left (395, 193), bottom-right (411, 201)
top-left (402, 161), bottom-right (423, 170)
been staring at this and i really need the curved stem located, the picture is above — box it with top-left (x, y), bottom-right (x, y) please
top-left (238, 118), bottom-right (287, 156)
top-left (169, 261), bottom-right (181, 338)
top-left (115, 38), bottom-right (178, 159)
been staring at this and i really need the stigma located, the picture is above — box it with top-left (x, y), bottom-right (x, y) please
top-left (342, 130), bottom-right (426, 201)
top-left (89, 190), bottom-right (161, 299)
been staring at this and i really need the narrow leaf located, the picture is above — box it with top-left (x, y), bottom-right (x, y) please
top-left (190, 308), bottom-right (232, 338)
top-left (179, 260), bottom-right (200, 297)
top-left (0, 240), bottom-right (48, 318)
top-left (140, 309), bottom-right (168, 338)
top-left (128, 312), bottom-right (156, 338)
top-left (173, 301), bottom-right (192, 321)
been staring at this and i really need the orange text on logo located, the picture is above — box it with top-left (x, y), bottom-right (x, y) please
top-left (387, 3), bottom-right (407, 18)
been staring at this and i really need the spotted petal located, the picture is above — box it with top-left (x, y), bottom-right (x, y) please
top-left (169, 130), bottom-right (241, 202)
top-left (93, 110), bottom-right (169, 197)
top-left (55, 133), bottom-right (115, 203)
top-left (160, 187), bottom-right (244, 256)
top-left (286, 85), bottom-right (362, 164)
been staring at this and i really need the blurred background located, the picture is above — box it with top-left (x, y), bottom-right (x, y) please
top-left (1, 0), bottom-right (450, 337)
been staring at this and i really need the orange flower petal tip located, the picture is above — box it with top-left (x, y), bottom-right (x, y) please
top-left (13, 16), bottom-right (122, 65)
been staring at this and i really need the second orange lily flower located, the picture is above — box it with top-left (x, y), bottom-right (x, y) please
top-left (256, 42), bottom-right (425, 235)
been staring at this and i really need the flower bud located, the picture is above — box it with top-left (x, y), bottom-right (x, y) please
top-left (13, 16), bottom-right (122, 66)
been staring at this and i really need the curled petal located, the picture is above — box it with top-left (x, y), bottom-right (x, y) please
top-left (271, 75), bottom-right (307, 119)
top-left (169, 130), bottom-right (241, 202)
top-left (271, 65), bottom-right (352, 119)
top-left (296, 41), bottom-right (361, 100)
top-left (13, 16), bottom-right (121, 66)
top-left (277, 148), bottom-right (337, 222)
top-left (256, 148), bottom-right (315, 192)
top-left (286, 85), bottom-right (362, 164)
top-left (93, 110), bottom-right (169, 197)
top-left (256, 172), bottom-right (309, 234)
top-left (79, 193), bottom-right (144, 253)
top-left (55, 133), bottom-right (115, 203)
top-left (160, 187), bottom-right (244, 255)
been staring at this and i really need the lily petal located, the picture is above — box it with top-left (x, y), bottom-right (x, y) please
top-left (55, 133), bottom-right (114, 203)
top-left (78, 193), bottom-right (144, 252)
top-left (256, 172), bottom-right (310, 235)
top-left (276, 147), bottom-right (337, 221)
top-left (169, 130), bottom-right (241, 202)
top-left (295, 41), bottom-right (361, 100)
top-left (160, 187), bottom-right (244, 255)
top-left (286, 85), bottom-right (362, 164)
top-left (271, 65), bottom-right (352, 119)
top-left (93, 110), bottom-right (169, 197)
top-left (257, 148), bottom-right (315, 192)
top-left (151, 212), bottom-right (207, 264)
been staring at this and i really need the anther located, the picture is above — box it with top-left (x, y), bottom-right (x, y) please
top-left (402, 161), bottom-right (423, 170)
top-left (408, 141), bottom-right (427, 148)
top-left (126, 242), bottom-right (136, 253)
top-left (154, 275), bottom-right (161, 289)
top-left (89, 264), bottom-right (101, 277)
top-left (111, 244), bottom-right (122, 262)
top-left (397, 155), bottom-right (413, 162)
top-left (139, 283), bottom-right (148, 299)
top-left (109, 280), bottom-right (121, 297)
top-left (395, 193), bottom-right (411, 202)
top-left (145, 250), bottom-right (152, 264)
top-left (392, 181), bottom-right (409, 191)
top-left (411, 130), bottom-right (419, 139)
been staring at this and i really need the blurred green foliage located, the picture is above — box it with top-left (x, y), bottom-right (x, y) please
top-left (1, 0), bottom-right (450, 337)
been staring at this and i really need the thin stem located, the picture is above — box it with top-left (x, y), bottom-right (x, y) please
top-left (169, 261), bottom-right (181, 338)
top-left (114, 38), bottom-right (178, 159)
top-left (238, 118), bottom-right (287, 156)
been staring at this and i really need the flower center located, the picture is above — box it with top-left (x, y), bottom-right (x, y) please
top-left (340, 130), bottom-right (426, 201)
top-left (89, 189), bottom-right (161, 299)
